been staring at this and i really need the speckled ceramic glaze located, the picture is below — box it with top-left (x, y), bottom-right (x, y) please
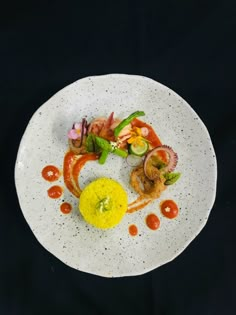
top-left (15, 74), bottom-right (217, 277)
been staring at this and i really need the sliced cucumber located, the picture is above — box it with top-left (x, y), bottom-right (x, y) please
top-left (129, 139), bottom-right (149, 156)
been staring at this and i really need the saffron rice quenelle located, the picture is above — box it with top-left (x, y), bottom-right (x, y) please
top-left (79, 178), bottom-right (128, 229)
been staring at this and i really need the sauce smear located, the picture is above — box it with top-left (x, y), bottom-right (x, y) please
top-left (60, 202), bottom-right (72, 214)
top-left (146, 213), bottom-right (160, 230)
top-left (63, 152), bottom-right (80, 197)
top-left (129, 224), bottom-right (138, 236)
top-left (160, 200), bottom-right (179, 219)
top-left (127, 196), bottom-right (152, 213)
top-left (72, 153), bottom-right (98, 195)
top-left (47, 186), bottom-right (63, 199)
top-left (42, 165), bottom-right (60, 182)
top-left (63, 152), bottom-right (98, 198)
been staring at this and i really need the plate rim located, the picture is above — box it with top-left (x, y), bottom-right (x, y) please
top-left (14, 73), bottom-right (218, 277)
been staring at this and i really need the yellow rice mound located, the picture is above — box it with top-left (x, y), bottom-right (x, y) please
top-left (79, 178), bottom-right (128, 229)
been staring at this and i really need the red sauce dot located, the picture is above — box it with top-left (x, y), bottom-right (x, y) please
top-left (42, 165), bottom-right (60, 182)
top-left (146, 214), bottom-right (160, 230)
top-left (47, 186), bottom-right (63, 199)
top-left (160, 200), bottom-right (179, 219)
top-left (60, 202), bottom-right (72, 214)
top-left (129, 224), bottom-right (138, 236)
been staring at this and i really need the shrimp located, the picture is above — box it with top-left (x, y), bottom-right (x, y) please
top-left (110, 119), bottom-right (132, 148)
top-left (88, 112), bottom-right (116, 141)
top-left (130, 163), bottom-right (166, 199)
top-left (88, 117), bottom-right (107, 135)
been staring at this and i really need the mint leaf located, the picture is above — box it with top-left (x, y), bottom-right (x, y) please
top-left (164, 172), bottom-right (181, 185)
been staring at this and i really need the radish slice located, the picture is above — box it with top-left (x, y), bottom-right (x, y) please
top-left (126, 154), bottom-right (143, 167)
top-left (141, 127), bottom-right (149, 137)
top-left (144, 145), bottom-right (178, 179)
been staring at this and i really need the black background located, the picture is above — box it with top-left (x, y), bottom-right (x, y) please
top-left (0, 1), bottom-right (235, 314)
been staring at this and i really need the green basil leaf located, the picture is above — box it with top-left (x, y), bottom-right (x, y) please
top-left (164, 172), bottom-right (181, 185)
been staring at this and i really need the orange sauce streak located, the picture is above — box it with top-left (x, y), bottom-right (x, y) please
top-left (42, 165), bottom-right (60, 182)
top-left (63, 151), bottom-right (98, 198)
top-left (146, 213), bottom-right (160, 230)
top-left (47, 185), bottom-right (63, 199)
top-left (127, 196), bottom-right (152, 213)
top-left (63, 152), bottom-right (80, 198)
top-left (72, 153), bottom-right (99, 196)
top-left (129, 224), bottom-right (138, 236)
top-left (60, 202), bottom-right (72, 214)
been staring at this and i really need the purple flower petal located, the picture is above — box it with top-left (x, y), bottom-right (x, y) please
top-left (68, 129), bottom-right (79, 139)
top-left (74, 122), bottom-right (82, 130)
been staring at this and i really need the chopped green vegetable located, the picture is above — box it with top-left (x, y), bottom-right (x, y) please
top-left (94, 136), bottom-right (128, 159)
top-left (99, 150), bottom-right (109, 164)
top-left (129, 139), bottom-right (149, 156)
top-left (164, 172), bottom-right (181, 185)
top-left (95, 136), bottom-right (113, 151)
top-left (86, 134), bottom-right (101, 152)
top-left (114, 111), bottom-right (145, 138)
top-left (113, 147), bottom-right (128, 158)
top-left (86, 134), bottom-right (95, 152)
top-left (96, 196), bottom-right (112, 212)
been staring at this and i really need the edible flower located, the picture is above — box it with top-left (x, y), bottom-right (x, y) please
top-left (127, 127), bottom-right (147, 145)
top-left (68, 122), bottom-right (87, 140)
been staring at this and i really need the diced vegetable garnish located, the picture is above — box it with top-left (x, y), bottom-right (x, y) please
top-left (95, 136), bottom-right (113, 151)
top-left (94, 136), bottom-right (128, 162)
top-left (129, 138), bottom-right (149, 156)
top-left (126, 154), bottom-right (143, 167)
top-left (86, 134), bottom-right (95, 152)
top-left (113, 147), bottom-right (128, 158)
top-left (99, 150), bottom-right (109, 164)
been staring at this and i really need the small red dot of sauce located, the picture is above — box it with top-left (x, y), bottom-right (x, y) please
top-left (129, 224), bottom-right (138, 236)
top-left (47, 186), bottom-right (63, 199)
top-left (60, 202), bottom-right (72, 214)
top-left (146, 214), bottom-right (160, 230)
top-left (42, 165), bottom-right (60, 182)
top-left (160, 200), bottom-right (179, 219)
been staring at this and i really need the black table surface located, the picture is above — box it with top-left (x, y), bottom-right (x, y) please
top-left (1, 1), bottom-right (235, 314)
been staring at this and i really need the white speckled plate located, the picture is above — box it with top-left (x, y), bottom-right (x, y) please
top-left (15, 74), bottom-right (217, 277)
